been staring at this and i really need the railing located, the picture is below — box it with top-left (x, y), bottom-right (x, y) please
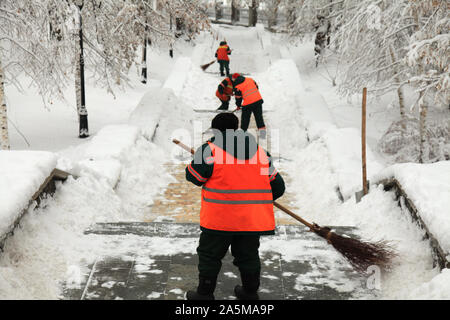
top-left (0, 169), bottom-right (72, 252)
top-left (381, 178), bottom-right (449, 270)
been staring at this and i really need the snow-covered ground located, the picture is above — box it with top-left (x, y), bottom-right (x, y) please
top-left (1, 25), bottom-right (449, 300)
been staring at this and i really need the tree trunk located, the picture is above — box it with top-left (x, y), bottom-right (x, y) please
top-left (0, 58), bottom-right (10, 150)
top-left (419, 93), bottom-right (428, 163)
top-left (231, 0), bottom-right (239, 24)
top-left (169, 14), bottom-right (174, 58)
top-left (248, 0), bottom-right (258, 27)
top-left (215, 1), bottom-right (223, 20)
top-left (389, 45), bottom-right (406, 130)
top-left (75, 4), bottom-right (89, 139)
top-left (286, 0), bottom-right (297, 28)
top-left (268, 1), bottom-right (280, 29)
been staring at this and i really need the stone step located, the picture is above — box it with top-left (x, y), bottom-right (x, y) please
top-left (62, 222), bottom-right (376, 300)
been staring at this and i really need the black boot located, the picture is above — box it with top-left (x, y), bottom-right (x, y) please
top-left (234, 273), bottom-right (260, 300)
top-left (186, 276), bottom-right (217, 300)
top-left (217, 101), bottom-right (229, 111)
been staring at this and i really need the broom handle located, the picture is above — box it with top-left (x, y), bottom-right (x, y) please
top-left (273, 202), bottom-right (315, 230)
top-left (173, 139), bottom-right (316, 230)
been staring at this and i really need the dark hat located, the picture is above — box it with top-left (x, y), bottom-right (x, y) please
top-left (211, 113), bottom-right (239, 132)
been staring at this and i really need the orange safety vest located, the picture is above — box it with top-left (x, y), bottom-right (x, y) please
top-left (215, 78), bottom-right (234, 101)
top-left (216, 45), bottom-right (230, 61)
top-left (235, 77), bottom-right (262, 106)
top-left (200, 142), bottom-right (275, 233)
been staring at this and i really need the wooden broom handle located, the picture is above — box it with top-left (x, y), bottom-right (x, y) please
top-left (172, 139), bottom-right (316, 230)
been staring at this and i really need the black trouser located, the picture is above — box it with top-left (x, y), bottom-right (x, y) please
top-left (240, 100), bottom-right (265, 131)
top-left (218, 60), bottom-right (230, 76)
top-left (218, 99), bottom-right (229, 110)
top-left (197, 231), bottom-right (261, 278)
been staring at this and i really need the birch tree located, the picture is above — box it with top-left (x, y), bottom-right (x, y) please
top-left (1, 0), bottom-right (210, 144)
top-left (0, 59), bottom-right (8, 150)
top-left (403, 0), bottom-right (449, 162)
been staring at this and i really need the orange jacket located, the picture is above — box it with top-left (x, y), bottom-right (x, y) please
top-left (234, 77), bottom-right (262, 106)
top-left (200, 142), bottom-right (275, 233)
top-left (216, 45), bottom-right (231, 61)
top-left (215, 77), bottom-right (234, 101)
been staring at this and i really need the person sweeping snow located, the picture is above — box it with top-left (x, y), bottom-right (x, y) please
top-left (215, 76), bottom-right (236, 111)
top-left (231, 73), bottom-right (267, 139)
top-left (215, 41), bottom-right (232, 77)
top-left (184, 113), bottom-right (285, 300)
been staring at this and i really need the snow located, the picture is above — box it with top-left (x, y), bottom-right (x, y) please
top-left (322, 127), bottom-right (385, 199)
top-left (1, 25), bottom-right (449, 300)
top-left (407, 268), bottom-right (450, 300)
top-left (129, 87), bottom-right (195, 152)
top-left (57, 124), bottom-right (140, 188)
top-left (0, 151), bottom-right (57, 238)
top-left (258, 42), bottom-right (444, 299)
top-left (375, 161), bottom-right (450, 253)
top-left (163, 57), bottom-right (193, 97)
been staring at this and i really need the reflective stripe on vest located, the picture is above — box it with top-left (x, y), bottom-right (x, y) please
top-left (235, 78), bottom-right (262, 106)
top-left (200, 142), bottom-right (275, 233)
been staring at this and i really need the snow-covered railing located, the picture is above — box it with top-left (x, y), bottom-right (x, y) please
top-left (0, 168), bottom-right (71, 252)
top-left (380, 177), bottom-right (450, 270)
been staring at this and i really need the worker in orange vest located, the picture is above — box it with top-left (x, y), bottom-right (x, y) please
top-left (185, 112), bottom-right (285, 300)
top-left (231, 73), bottom-right (267, 139)
top-left (215, 41), bottom-right (231, 77)
top-left (215, 76), bottom-right (235, 110)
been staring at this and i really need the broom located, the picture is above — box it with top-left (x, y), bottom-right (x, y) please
top-left (172, 139), bottom-right (397, 273)
top-left (201, 60), bottom-right (216, 71)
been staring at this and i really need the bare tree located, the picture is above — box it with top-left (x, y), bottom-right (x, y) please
top-left (0, 0), bottom-right (210, 145)
top-left (0, 58), bottom-right (9, 150)
top-left (248, 0), bottom-right (259, 26)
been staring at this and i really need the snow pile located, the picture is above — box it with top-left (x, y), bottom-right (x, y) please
top-left (129, 88), bottom-right (169, 141)
top-left (129, 87), bottom-right (195, 153)
top-left (0, 95), bottom-right (174, 299)
top-left (407, 268), bottom-right (450, 300)
top-left (255, 59), bottom-right (309, 157)
top-left (375, 161), bottom-right (450, 253)
top-left (299, 92), bottom-right (336, 140)
top-left (0, 151), bottom-right (57, 238)
top-left (163, 57), bottom-right (193, 97)
top-left (322, 128), bottom-right (385, 199)
top-left (256, 24), bottom-right (272, 50)
top-left (263, 59), bottom-right (385, 199)
top-left (58, 125), bottom-right (140, 188)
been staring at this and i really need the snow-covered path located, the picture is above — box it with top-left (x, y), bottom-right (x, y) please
top-left (1, 25), bottom-right (447, 300)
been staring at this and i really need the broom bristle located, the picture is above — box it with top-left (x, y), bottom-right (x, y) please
top-left (201, 61), bottom-right (215, 71)
top-left (314, 226), bottom-right (397, 273)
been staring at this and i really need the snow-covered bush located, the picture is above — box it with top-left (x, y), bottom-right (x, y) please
top-left (379, 116), bottom-right (450, 163)
top-left (286, 0), bottom-right (449, 164)
top-left (404, 0), bottom-right (449, 109)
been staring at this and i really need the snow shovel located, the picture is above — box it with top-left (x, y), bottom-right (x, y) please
top-left (173, 138), bottom-right (397, 274)
top-left (201, 60), bottom-right (216, 71)
top-left (356, 88), bottom-right (369, 203)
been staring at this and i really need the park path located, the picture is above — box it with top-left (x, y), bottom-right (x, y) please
top-left (62, 26), bottom-right (373, 301)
